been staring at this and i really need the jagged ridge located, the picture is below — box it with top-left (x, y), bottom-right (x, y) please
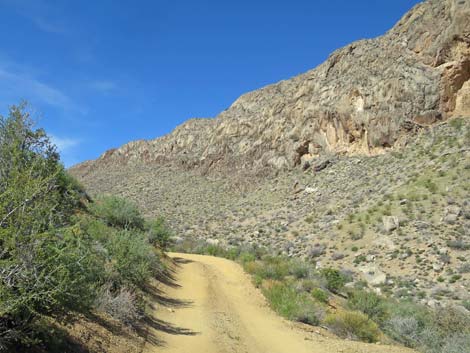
top-left (71, 0), bottom-right (470, 177)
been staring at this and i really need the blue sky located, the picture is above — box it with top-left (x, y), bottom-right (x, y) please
top-left (0, 0), bottom-right (422, 167)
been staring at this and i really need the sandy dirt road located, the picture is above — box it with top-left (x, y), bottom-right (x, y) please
top-left (143, 253), bottom-right (414, 353)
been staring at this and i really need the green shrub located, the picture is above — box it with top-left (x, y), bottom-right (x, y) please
top-left (146, 217), bottom-right (172, 248)
top-left (205, 244), bottom-right (226, 257)
top-left (263, 283), bottom-right (320, 325)
top-left (325, 310), bottom-right (381, 343)
top-left (91, 195), bottom-right (144, 230)
top-left (449, 118), bottom-right (464, 131)
top-left (311, 288), bottom-right (329, 303)
top-left (225, 247), bottom-right (241, 260)
top-left (106, 231), bottom-right (160, 289)
top-left (321, 268), bottom-right (346, 293)
top-left (288, 260), bottom-right (310, 279)
top-left (347, 290), bottom-right (388, 324)
top-left (462, 300), bottom-right (470, 311)
top-left (255, 256), bottom-right (289, 280)
top-left (239, 252), bottom-right (256, 264)
top-left (441, 333), bottom-right (470, 353)
top-left (384, 301), bottom-right (437, 348)
top-left (433, 306), bottom-right (470, 336)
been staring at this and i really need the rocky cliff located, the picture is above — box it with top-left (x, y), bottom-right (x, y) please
top-left (71, 0), bottom-right (470, 177)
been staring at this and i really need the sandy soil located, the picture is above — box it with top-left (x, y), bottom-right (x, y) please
top-left (143, 253), bottom-right (415, 353)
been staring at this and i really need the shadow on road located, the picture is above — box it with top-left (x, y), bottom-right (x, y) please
top-left (156, 264), bottom-right (182, 289)
top-left (145, 316), bottom-right (199, 336)
top-left (146, 284), bottom-right (193, 309)
top-left (172, 257), bottom-right (194, 265)
top-left (139, 256), bottom-right (198, 347)
top-left (139, 310), bottom-right (199, 348)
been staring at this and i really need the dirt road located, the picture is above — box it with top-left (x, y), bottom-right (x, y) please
top-left (143, 253), bottom-right (414, 353)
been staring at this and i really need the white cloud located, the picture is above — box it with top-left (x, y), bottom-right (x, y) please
top-left (49, 134), bottom-right (81, 168)
top-left (50, 135), bottom-right (80, 152)
top-left (0, 67), bottom-right (77, 111)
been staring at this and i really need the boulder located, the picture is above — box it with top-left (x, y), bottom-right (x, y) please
top-left (359, 265), bottom-right (387, 286)
top-left (382, 216), bottom-right (399, 232)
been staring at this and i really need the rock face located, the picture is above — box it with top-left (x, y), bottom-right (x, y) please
top-left (71, 0), bottom-right (470, 177)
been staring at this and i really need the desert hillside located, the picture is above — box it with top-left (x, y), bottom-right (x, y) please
top-left (70, 0), bottom-right (470, 308)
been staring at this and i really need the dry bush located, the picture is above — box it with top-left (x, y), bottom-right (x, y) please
top-left (95, 286), bottom-right (142, 327)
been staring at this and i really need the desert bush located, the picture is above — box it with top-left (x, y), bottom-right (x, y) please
top-left (382, 301), bottom-right (470, 352)
top-left (253, 256), bottom-right (289, 280)
top-left (311, 288), bottom-right (329, 303)
top-left (440, 333), bottom-right (470, 353)
top-left (95, 285), bottom-right (142, 326)
top-left (147, 217), bottom-right (172, 248)
top-left (263, 283), bottom-right (320, 325)
top-left (321, 268), bottom-right (346, 293)
top-left (433, 306), bottom-right (470, 336)
top-left (239, 252), bottom-right (256, 264)
top-left (106, 230), bottom-right (160, 289)
top-left (296, 279), bottom-right (322, 293)
top-left (308, 245), bottom-right (326, 258)
top-left (385, 315), bottom-right (422, 347)
top-left (325, 310), bottom-right (381, 343)
top-left (463, 300), bottom-right (470, 311)
top-left (458, 263), bottom-right (470, 273)
top-left (347, 290), bottom-right (388, 324)
top-left (91, 195), bottom-right (144, 230)
top-left (447, 239), bottom-right (470, 250)
top-left (288, 260), bottom-right (310, 279)
top-left (449, 117), bottom-right (464, 131)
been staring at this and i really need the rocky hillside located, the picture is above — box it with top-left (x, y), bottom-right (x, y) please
top-left (72, 119), bottom-right (470, 308)
top-left (70, 0), bottom-right (470, 309)
top-left (72, 0), bottom-right (469, 176)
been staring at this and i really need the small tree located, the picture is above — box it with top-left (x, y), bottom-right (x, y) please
top-left (0, 103), bottom-right (99, 348)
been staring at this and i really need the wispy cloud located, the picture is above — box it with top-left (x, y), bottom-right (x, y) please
top-left (0, 0), bottom-right (67, 34)
top-left (0, 69), bottom-right (72, 109)
top-left (50, 135), bottom-right (80, 152)
top-left (0, 63), bottom-right (80, 112)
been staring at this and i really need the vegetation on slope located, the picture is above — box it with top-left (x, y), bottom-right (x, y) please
top-left (0, 104), bottom-right (172, 352)
top-left (172, 240), bottom-right (470, 353)
top-left (75, 118), bottom-right (470, 309)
